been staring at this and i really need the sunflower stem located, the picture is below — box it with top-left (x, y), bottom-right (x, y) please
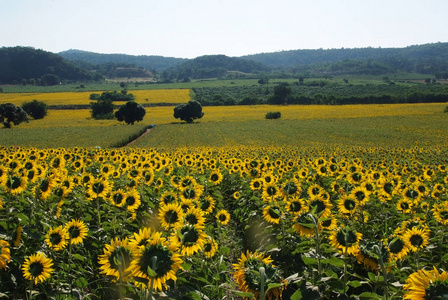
top-left (96, 198), bottom-right (102, 228)
top-left (259, 266), bottom-right (266, 300)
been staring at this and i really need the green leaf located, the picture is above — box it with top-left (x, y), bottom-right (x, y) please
top-left (290, 289), bottom-right (303, 300)
top-left (358, 292), bottom-right (381, 300)
top-left (301, 256), bottom-right (317, 266)
top-left (322, 257), bottom-right (345, 268)
top-left (232, 291), bottom-right (255, 298)
top-left (147, 266), bottom-right (157, 278)
top-left (348, 280), bottom-right (362, 288)
top-left (72, 254), bottom-right (85, 261)
top-left (75, 277), bottom-right (88, 288)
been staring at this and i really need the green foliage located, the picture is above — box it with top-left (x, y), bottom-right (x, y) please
top-left (0, 103), bottom-right (30, 128)
top-left (90, 99), bottom-right (114, 119)
top-left (444, 105), bottom-right (448, 113)
top-left (0, 46), bottom-right (97, 84)
top-left (268, 83), bottom-right (292, 105)
top-left (266, 111), bottom-right (281, 119)
top-left (89, 90), bottom-right (135, 101)
top-left (115, 101), bottom-right (146, 124)
top-left (174, 100), bottom-right (204, 123)
top-left (21, 100), bottom-right (48, 119)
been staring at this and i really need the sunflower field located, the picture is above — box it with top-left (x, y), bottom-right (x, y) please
top-left (1, 144), bottom-right (448, 299)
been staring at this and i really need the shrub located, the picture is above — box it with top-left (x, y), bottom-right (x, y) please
top-left (444, 105), bottom-right (448, 113)
top-left (90, 99), bottom-right (114, 119)
top-left (174, 100), bottom-right (204, 123)
top-left (115, 101), bottom-right (146, 124)
top-left (266, 111), bottom-right (281, 119)
top-left (22, 100), bottom-right (48, 119)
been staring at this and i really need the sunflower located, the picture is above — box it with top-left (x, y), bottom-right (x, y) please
top-left (45, 226), bottom-right (68, 251)
top-left (319, 215), bottom-right (338, 232)
top-left (350, 186), bottom-right (370, 205)
top-left (87, 178), bottom-right (111, 199)
top-left (0, 240), bottom-right (10, 270)
top-left (307, 183), bottom-right (324, 199)
top-left (129, 227), bottom-right (153, 252)
top-left (160, 190), bottom-right (178, 206)
top-left (216, 209), bottom-right (231, 226)
top-left (338, 194), bottom-right (359, 216)
top-left (98, 237), bottom-right (133, 282)
top-left (5, 174), bottom-right (28, 195)
top-left (199, 196), bottom-right (215, 215)
top-left (233, 250), bottom-right (286, 300)
top-left (292, 213), bottom-right (316, 237)
top-left (65, 219), bottom-right (88, 245)
top-left (286, 197), bottom-right (306, 216)
top-left (141, 168), bottom-right (155, 185)
top-left (13, 225), bottom-right (23, 247)
top-left (172, 224), bottom-right (207, 256)
top-left (262, 182), bottom-right (280, 200)
top-left (128, 231), bottom-right (182, 291)
top-left (100, 163), bottom-right (115, 178)
top-left (355, 241), bottom-right (390, 273)
top-left (0, 165), bottom-right (8, 185)
top-left (433, 203), bottom-right (448, 225)
top-left (158, 203), bottom-right (184, 230)
top-left (183, 207), bottom-right (206, 227)
top-left (397, 198), bottom-right (413, 214)
top-left (208, 170), bottom-right (223, 185)
top-left (387, 236), bottom-right (410, 261)
top-left (281, 179), bottom-right (301, 197)
top-left (109, 189), bottom-right (126, 207)
top-left (329, 226), bottom-right (363, 255)
top-left (202, 236), bottom-right (218, 258)
top-left (22, 252), bottom-right (54, 285)
top-left (124, 189), bottom-right (141, 212)
top-left (262, 204), bottom-right (283, 225)
top-left (402, 227), bottom-right (430, 252)
top-left (249, 178), bottom-right (264, 191)
top-left (403, 266), bottom-right (448, 299)
top-left (308, 196), bottom-right (332, 218)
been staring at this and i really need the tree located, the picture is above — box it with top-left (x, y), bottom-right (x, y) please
top-left (115, 101), bottom-right (146, 124)
top-left (173, 100), bottom-right (204, 123)
top-left (22, 100), bottom-right (48, 119)
top-left (0, 103), bottom-right (30, 128)
top-left (90, 99), bottom-right (114, 119)
top-left (267, 84), bottom-right (291, 105)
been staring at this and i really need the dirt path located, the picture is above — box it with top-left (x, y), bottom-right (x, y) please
top-left (124, 127), bottom-right (152, 147)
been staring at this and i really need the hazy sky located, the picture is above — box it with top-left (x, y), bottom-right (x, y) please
top-left (1, 0), bottom-right (447, 58)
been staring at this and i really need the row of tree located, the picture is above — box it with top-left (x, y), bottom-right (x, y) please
top-left (0, 100), bottom-right (47, 128)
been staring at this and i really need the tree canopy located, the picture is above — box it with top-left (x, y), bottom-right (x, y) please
top-left (115, 101), bottom-right (146, 124)
top-left (0, 103), bottom-right (30, 128)
top-left (173, 100), bottom-right (204, 123)
top-left (22, 100), bottom-right (48, 119)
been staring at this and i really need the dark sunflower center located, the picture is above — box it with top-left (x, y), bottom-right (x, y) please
top-left (351, 173), bottom-right (362, 182)
top-left (50, 233), bottom-right (62, 245)
top-left (29, 261), bottom-right (44, 277)
top-left (266, 186), bottom-right (277, 196)
top-left (7, 176), bottom-right (22, 189)
top-left (268, 207), bottom-right (281, 219)
top-left (321, 219), bottom-right (332, 227)
top-left (126, 196), bottom-right (136, 206)
top-left (219, 214), bottom-right (227, 222)
top-left (139, 245), bottom-right (173, 277)
top-left (163, 195), bottom-right (176, 205)
top-left (204, 242), bottom-right (212, 252)
top-left (68, 226), bottom-right (81, 239)
top-left (410, 234), bottom-right (424, 247)
top-left (185, 214), bottom-right (199, 225)
top-left (113, 193), bottom-right (124, 205)
top-left (400, 202), bottom-right (410, 210)
top-left (200, 199), bottom-right (211, 210)
top-left (336, 229), bottom-right (358, 246)
top-left (40, 179), bottom-right (50, 192)
top-left (210, 174), bottom-right (219, 182)
top-left (109, 247), bottom-right (132, 271)
top-left (283, 182), bottom-right (298, 195)
top-left (183, 188), bottom-right (196, 199)
top-left (289, 201), bottom-right (302, 213)
top-left (344, 199), bottom-right (356, 210)
top-left (164, 210), bottom-right (179, 224)
top-left (253, 181), bottom-right (261, 188)
top-left (354, 191), bottom-right (366, 201)
top-left (425, 280), bottom-right (448, 299)
top-left (310, 200), bottom-right (326, 215)
top-left (181, 227), bottom-right (200, 245)
top-left (383, 183), bottom-right (394, 194)
top-left (129, 170), bottom-right (139, 178)
top-left (440, 211), bottom-right (448, 220)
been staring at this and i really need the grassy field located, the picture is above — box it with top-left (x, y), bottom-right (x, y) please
top-left (0, 102), bottom-right (446, 149)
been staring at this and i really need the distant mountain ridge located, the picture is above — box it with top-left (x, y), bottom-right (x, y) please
top-left (59, 49), bottom-right (187, 72)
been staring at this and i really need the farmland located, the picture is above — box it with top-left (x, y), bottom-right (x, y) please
top-left (0, 85), bottom-right (448, 299)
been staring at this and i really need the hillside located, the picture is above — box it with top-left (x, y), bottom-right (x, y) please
top-left (242, 42), bottom-right (448, 76)
top-left (161, 54), bottom-right (270, 80)
top-left (0, 46), bottom-right (98, 85)
top-left (59, 49), bottom-right (187, 73)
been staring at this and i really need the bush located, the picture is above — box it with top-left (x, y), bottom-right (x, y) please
top-left (174, 100), bottom-right (204, 123)
top-left (444, 105), bottom-right (448, 113)
top-left (90, 99), bottom-right (114, 119)
top-left (115, 101), bottom-right (146, 124)
top-left (22, 100), bottom-right (48, 119)
top-left (266, 111), bottom-right (281, 119)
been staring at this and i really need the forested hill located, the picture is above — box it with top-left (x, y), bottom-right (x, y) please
top-left (241, 42), bottom-right (448, 75)
top-left (0, 47), bottom-right (97, 85)
top-left (161, 55), bottom-right (270, 80)
top-left (59, 49), bottom-right (187, 72)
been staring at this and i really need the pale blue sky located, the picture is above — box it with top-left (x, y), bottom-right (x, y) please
top-left (1, 0), bottom-right (447, 58)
